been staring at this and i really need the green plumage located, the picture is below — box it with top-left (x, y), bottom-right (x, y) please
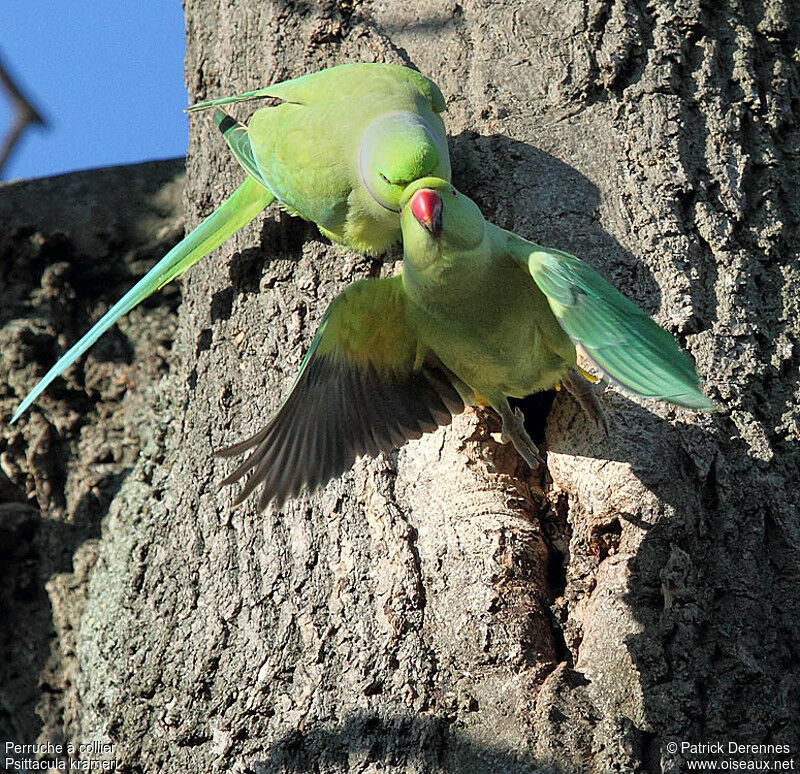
top-left (11, 63), bottom-right (451, 423)
top-left (523, 245), bottom-right (713, 408)
top-left (220, 178), bottom-right (716, 509)
top-left (11, 177), bottom-right (273, 423)
top-left (190, 63), bottom-right (450, 252)
top-left (10, 61), bottom-right (716, 513)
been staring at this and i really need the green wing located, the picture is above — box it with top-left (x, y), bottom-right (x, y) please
top-left (187, 65), bottom-right (356, 112)
top-left (187, 73), bottom-right (318, 113)
top-left (11, 177), bottom-right (274, 424)
top-left (188, 63), bottom-right (446, 113)
top-left (213, 109), bottom-right (273, 191)
top-left (508, 234), bottom-right (716, 410)
top-left (187, 80), bottom-right (299, 113)
top-left (217, 276), bottom-right (466, 510)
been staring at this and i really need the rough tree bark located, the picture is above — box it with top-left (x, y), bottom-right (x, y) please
top-left (0, 160), bottom-right (184, 755)
top-left (1, 0), bottom-right (798, 772)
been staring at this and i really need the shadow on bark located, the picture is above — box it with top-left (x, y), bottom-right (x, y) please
top-left (255, 713), bottom-right (563, 774)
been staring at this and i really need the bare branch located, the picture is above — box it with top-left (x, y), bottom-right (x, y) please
top-left (0, 52), bottom-right (48, 178)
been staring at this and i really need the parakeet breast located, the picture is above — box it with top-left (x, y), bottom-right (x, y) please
top-left (403, 236), bottom-right (576, 400)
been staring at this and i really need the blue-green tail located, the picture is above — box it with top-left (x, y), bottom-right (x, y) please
top-left (11, 176), bottom-right (274, 423)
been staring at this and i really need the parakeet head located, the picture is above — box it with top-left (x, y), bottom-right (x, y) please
top-left (359, 112), bottom-right (451, 213)
top-left (399, 177), bottom-right (485, 266)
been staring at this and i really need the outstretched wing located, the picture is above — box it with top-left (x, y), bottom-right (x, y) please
top-left (217, 276), bottom-right (467, 510)
top-left (507, 234), bottom-right (716, 410)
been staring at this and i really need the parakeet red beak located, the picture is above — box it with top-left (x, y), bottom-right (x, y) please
top-left (410, 189), bottom-right (443, 236)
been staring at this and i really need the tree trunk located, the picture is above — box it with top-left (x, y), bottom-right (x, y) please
top-left (2, 0), bottom-right (799, 772)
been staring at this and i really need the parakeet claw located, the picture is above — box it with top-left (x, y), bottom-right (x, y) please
top-left (564, 368), bottom-right (609, 435)
top-left (498, 403), bottom-right (545, 469)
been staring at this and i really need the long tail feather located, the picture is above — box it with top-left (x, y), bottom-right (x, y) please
top-left (10, 177), bottom-right (274, 423)
top-left (187, 87), bottom-right (279, 113)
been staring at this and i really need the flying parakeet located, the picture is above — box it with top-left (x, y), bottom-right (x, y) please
top-left (219, 177), bottom-right (716, 510)
top-left (10, 63), bottom-right (451, 423)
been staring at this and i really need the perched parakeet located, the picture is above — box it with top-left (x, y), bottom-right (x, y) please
top-left (219, 177), bottom-right (716, 509)
top-left (10, 63), bottom-right (451, 423)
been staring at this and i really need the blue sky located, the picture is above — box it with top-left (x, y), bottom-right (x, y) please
top-left (0, 3), bottom-right (187, 181)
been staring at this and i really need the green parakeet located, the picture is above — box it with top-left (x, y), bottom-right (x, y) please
top-left (11, 63), bottom-right (451, 423)
top-left (219, 177), bottom-right (716, 509)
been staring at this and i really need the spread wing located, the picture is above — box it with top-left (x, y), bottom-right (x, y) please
top-left (507, 234), bottom-right (717, 410)
top-left (217, 275), bottom-right (467, 510)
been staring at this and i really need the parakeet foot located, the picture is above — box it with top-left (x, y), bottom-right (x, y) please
top-left (498, 403), bottom-right (545, 469)
top-left (564, 368), bottom-right (608, 435)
